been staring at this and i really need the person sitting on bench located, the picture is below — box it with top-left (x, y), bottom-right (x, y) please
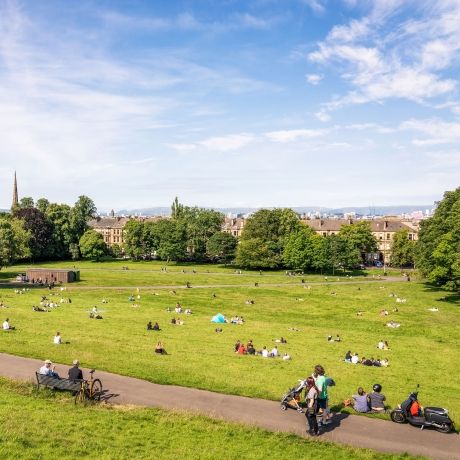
top-left (39, 359), bottom-right (59, 378)
top-left (68, 360), bottom-right (83, 381)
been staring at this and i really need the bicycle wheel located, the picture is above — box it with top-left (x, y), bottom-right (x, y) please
top-left (74, 388), bottom-right (87, 404)
top-left (90, 379), bottom-right (103, 400)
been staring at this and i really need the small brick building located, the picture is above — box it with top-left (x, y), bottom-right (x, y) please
top-left (26, 269), bottom-right (80, 284)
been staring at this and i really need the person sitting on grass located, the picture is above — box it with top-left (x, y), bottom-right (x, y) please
top-left (234, 340), bottom-right (241, 352)
top-left (275, 337), bottom-right (287, 344)
top-left (344, 351), bottom-right (352, 362)
top-left (261, 346), bottom-right (269, 358)
top-left (153, 322), bottom-right (160, 331)
top-left (377, 340), bottom-right (385, 350)
top-left (270, 346), bottom-right (279, 357)
top-left (171, 318), bottom-right (176, 325)
top-left (215, 327), bottom-right (223, 333)
top-left (154, 342), bottom-right (167, 355)
top-left (282, 353), bottom-right (291, 360)
top-left (3, 318), bottom-right (15, 331)
top-left (237, 343), bottom-right (246, 354)
top-left (368, 384), bottom-right (386, 412)
top-left (352, 387), bottom-right (370, 413)
top-left (247, 343), bottom-right (256, 355)
top-left (327, 335), bottom-right (334, 342)
top-left (361, 356), bottom-right (373, 366)
top-left (380, 358), bottom-right (389, 367)
top-left (39, 359), bottom-right (59, 378)
top-left (335, 334), bottom-right (341, 342)
top-left (53, 332), bottom-right (62, 345)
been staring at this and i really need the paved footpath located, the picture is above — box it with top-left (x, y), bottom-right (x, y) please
top-left (0, 353), bottom-right (458, 459)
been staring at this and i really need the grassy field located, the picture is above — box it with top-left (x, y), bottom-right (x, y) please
top-left (0, 260), bottom-right (458, 424)
top-left (1, 259), bottom-right (403, 286)
top-left (0, 377), bottom-right (419, 460)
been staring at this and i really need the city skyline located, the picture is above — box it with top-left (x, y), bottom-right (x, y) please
top-left (1, 1), bottom-right (459, 209)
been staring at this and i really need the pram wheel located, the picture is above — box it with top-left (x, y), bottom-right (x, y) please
top-left (280, 404), bottom-right (287, 411)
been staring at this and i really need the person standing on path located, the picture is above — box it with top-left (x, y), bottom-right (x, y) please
top-left (312, 364), bottom-right (331, 426)
top-left (305, 377), bottom-right (320, 436)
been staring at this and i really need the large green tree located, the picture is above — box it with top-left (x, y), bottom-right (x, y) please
top-left (45, 203), bottom-right (74, 259)
top-left (236, 208), bottom-right (301, 269)
top-left (0, 218), bottom-right (31, 268)
top-left (71, 195), bottom-right (97, 241)
top-left (13, 207), bottom-right (54, 261)
top-left (123, 220), bottom-right (146, 260)
top-left (283, 224), bottom-right (317, 271)
top-left (390, 228), bottom-right (416, 268)
top-left (416, 187), bottom-right (460, 291)
top-left (206, 232), bottom-right (237, 263)
top-left (79, 230), bottom-right (107, 261)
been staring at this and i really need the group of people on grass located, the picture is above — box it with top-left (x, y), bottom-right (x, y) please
top-left (344, 351), bottom-right (389, 367)
top-left (348, 385), bottom-right (386, 413)
top-left (234, 340), bottom-right (291, 360)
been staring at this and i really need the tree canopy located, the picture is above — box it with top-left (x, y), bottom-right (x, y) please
top-left (416, 187), bottom-right (460, 291)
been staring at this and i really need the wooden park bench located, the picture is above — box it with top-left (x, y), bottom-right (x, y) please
top-left (35, 372), bottom-right (82, 393)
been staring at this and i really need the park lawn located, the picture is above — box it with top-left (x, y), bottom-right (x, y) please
top-left (0, 261), bottom-right (458, 424)
top-left (0, 378), bottom-right (420, 460)
top-left (1, 259), bottom-right (403, 287)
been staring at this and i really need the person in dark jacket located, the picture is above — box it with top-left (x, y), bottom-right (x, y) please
top-left (68, 360), bottom-right (83, 381)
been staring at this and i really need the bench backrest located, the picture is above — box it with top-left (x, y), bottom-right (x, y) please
top-left (36, 372), bottom-right (82, 392)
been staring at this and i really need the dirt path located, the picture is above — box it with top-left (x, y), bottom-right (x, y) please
top-left (0, 353), bottom-right (457, 459)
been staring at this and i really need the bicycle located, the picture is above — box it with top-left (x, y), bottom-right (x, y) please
top-left (74, 369), bottom-right (103, 404)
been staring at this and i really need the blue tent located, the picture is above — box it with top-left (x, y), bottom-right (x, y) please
top-left (211, 313), bottom-right (226, 323)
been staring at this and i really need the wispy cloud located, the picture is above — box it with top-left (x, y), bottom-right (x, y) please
top-left (306, 73), bottom-right (323, 85)
top-left (265, 128), bottom-right (326, 142)
top-left (307, 0), bottom-right (460, 118)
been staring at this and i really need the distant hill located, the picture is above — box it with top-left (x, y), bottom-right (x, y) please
top-left (110, 204), bottom-right (434, 217)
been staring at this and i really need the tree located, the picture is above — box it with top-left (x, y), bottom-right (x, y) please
top-left (171, 196), bottom-right (184, 219)
top-left (207, 232), bottom-right (237, 263)
top-left (0, 218), bottom-right (31, 268)
top-left (45, 203), bottom-right (74, 259)
top-left (69, 243), bottom-right (80, 261)
top-left (79, 230), bottom-right (107, 261)
top-left (416, 187), bottom-right (460, 291)
top-left (236, 209), bottom-right (301, 269)
top-left (19, 197), bottom-right (34, 208)
top-left (13, 207), bottom-right (54, 261)
top-left (36, 198), bottom-right (50, 214)
top-left (339, 221), bottom-right (378, 257)
top-left (123, 220), bottom-right (146, 260)
top-left (71, 195), bottom-right (97, 241)
top-left (155, 219), bottom-right (188, 262)
top-left (235, 237), bottom-right (279, 269)
top-left (390, 229), bottom-right (416, 267)
top-left (283, 225), bottom-right (317, 270)
top-left (177, 207), bottom-right (224, 260)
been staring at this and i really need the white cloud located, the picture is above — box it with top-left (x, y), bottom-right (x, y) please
top-left (315, 110), bottom-right (331, 122)
top-left (168, 143), bottom-right (197, 152)
top-left (307, 0), bottom-right (460, 118)
top-left (264, 129), bottom-right (326, 142)
top-left (306, 73), bottom-right (323, 85)
top-left (199, 133), bottom-right (256, 151)
top-left (303, 0), bottom-right (325, 14)
top-left (401, 118), bottom-right (460, 145)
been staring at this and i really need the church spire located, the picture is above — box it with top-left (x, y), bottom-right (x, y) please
top-left (12, 171), bottom-right (18, 209)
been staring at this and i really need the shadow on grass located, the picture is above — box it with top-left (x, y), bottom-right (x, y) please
top-left (421, 282), bottom-right (460, 304)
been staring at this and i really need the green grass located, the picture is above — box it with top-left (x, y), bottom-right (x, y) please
top-left (3, 259), bottom-right (404, 286)
top-left (0, 260), bottom-right (458, 425)
top-left (0, 378), bottom-right (420, 460)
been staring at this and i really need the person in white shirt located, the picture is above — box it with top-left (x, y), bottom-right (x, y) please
top-left (53, 332), bottom-right (62, 344)
top-left (378, 340), bottom-right (385, 350)
top-left (270, 346), bottom-right (279, 357)
top-left (39, 359), bottom-right (59, 378)
top-left (3, 318), bottom-right (15, 330)
top-left (261, 346), bottom-right (269, 358)
top-left (351, 353), bottom-right (359, 364)
top-left (282, 353), bottom-right (291, 360)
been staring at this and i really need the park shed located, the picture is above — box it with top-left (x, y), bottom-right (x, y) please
top-left (26, 268), bottom-right (80, 284)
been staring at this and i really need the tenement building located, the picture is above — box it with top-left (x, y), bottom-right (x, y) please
top-left (302, 218), bottom-right (418, 264)
top-left (88, 217), bottom-right (129, 246)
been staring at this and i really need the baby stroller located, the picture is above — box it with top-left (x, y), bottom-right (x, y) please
top-left (280, 379), bottom-right (307, 413)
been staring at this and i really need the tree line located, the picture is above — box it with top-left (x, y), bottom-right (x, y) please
top-left (1, 187), bottom-right (458, 291)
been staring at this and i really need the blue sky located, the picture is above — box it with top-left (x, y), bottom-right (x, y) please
top-left (1, 0), bottom-right (459, 210)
